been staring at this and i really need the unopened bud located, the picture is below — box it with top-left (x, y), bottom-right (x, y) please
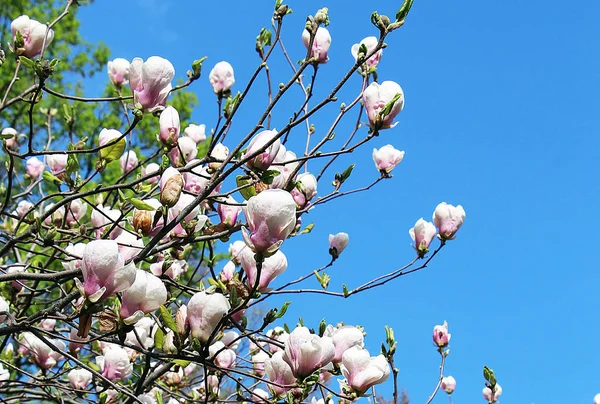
top-left (133, 210), bottom-right (153, 236)
top-left (160, 168), bottom-right (184, 208)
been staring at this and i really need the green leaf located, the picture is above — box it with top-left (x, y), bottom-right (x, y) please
top-left (274, 302), bottom-right (291, 320)
top-left (261, 169), bottom-right (280, 185)
top-left (396, 0), bottom-right (414, 22)
top-left (0, 133), bottom-right (15, 139)
top-left (99, 137), bottom-right (126, 162)
top-left (19, 56), bottom-right (36, 71)
top-left (190, 56), bottom-right (207, 79)
top-left (159, 306), bottom-right (177, 333)
top-left (236, 175), bottom-right (257, 200)
top-left (43, 170), bottom-right (63, 185)
top-left (173, 359), bottom-right (191, 368)
top-left (299, 223), bottom-right (314, 235)
top-left (66, 152), bottom-right (79, 176)
top-left (129, 198), bottom-right (156, 211)
top-left (339, 164), bottom-right (355, 183)
top-left (379, 93), bottom-right (402, 119)
top-left (343, 284), bottom-right (349, 297)
top-left (154, 327), bottom-right (165, 350)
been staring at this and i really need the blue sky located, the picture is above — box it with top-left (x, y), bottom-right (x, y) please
top-left (77, 0), bottom-right (600, 402)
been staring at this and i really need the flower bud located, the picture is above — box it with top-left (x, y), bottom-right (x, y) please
top-left (97, 346), bottom-right (133, 381)
top-left (229, 240), bottom-right (246, 265)
top-left (219, 260), bottom-right (236, 282)
top-left (291, 172), bottom-right (317, 209)
top-left (328, 232), bottom-right (349, 259)
top-left (441, 376), bottom-right (456, 394)
top-left (433, 321), bottom-right (451, 348)
top-left (107, 58), bottom-right (130, 87)
top-left (169, 136), bottom-right (198, 167)
top-left (132, 199), bottom-right (162, 236)
top-left (2, 128), bottom-right (17, 150)
top-left (47, 153), bottom-right (67, 175)
top-left (240, 248), bottom-right (288, 292)
top-left (120, 150), bottom-right (138, 174)
top-left (184, 124), bottom-right (206, 144)
top-left (68, 368), bottom-right (93, 390)
top-left (209, 143), bottom-right (229, 169)
top-left (176, 305), bottom-right (188, 336)
top-left (409, 218), bottom-right (436, 258)
top-left (264, 351), bottom-right (297, 396)
top-left (120, 269), bottom-right (167, 325)
top-left (372, 145), bottom-right (404, 174)
top-left (433, 202), bottom-right (466, 241)
top-left (302, 27), bottom-right (331, 64)
top-left (43, 203), bottom-right (65, 226)
top-left (217, 196), bottom-right (241, 227)
top-left (19, 332), bottom-right (65, 369)
top-left (66, 199), bottom-right (88, 225)
top-left (7, 264), bottom-right (26, 292)
top-left (243, 130), bottom-right (282, 170)
top-left (209, 61), bottom-right (235, 94)
top-left (159, 167), bottom-right (184, 208)
top-left (351, 36), bottom-right (382, 69)
top-left (129, 56), bottom-right (174, 112)
top-left (186, 291), bottom-right (231, 344)
top-left (11, 15), bottom-right (54, 57)
top-left (26, 157), bottom-right (45, 178)
top-left (363, 81), bottom-right (404, 130)
top-left (483, 384), bottom-right (502, 402)
top-left (15, 200), bottom-right (33, 218)
top-left (159, 106), bottom-right (180, 146)
top-left (142, 163), bottom-right (161, 183)
top-left (209, 341), bottom-right (237, 369)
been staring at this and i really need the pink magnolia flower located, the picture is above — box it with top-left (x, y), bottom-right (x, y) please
top-left (183, 160), bottom-right (210, 195)
top-left (219, 260), bottom-right (236, 282)
top-left (251, 388), bottom-right (270, 403)
top-left (98, 128), bottom-right (124, 148)
top-left (433, 202), bottom-right (466, 241)
top-left (302, 27), bottom-right (331, 63)
top-left (107, 58), bottom-right (131, 87)
top-left (239, 248), bottom-right (288, 292)
top-left (1, 128), bottom-right (17, 150)
top-left (46, 153), bottom-right (67, 175)
top-left (68, 328), bottom-right (88, 353)
top-left (363, 81), bottom-right (405, 130)
top-left (350, 36), bottom-right (382, 69)
top-left (209, 341), bottom-right (237, 369)
top-left (329, 232), bottom-right (349, 258)
top-left (0, 296), bottom-right (9, 323)
top-left (209, 143), bottom-right (229, 169)
top-left (68, 368), bottom-right (92, 390)
top-left (176, 305), bottom-right (188, 336)
top-left (19, 332), bottom-right (65, 369)
top-left (291, 172), bottom-right (317, 209)
top-left (97, 346), bottom-right (133, 381)
top-left (243, 130), bottom-right (281, 171)
top-left (43, 203), bottom-right (65, 225)
top-left (76, 240), bottom-right (136, 303)
top-left (114, 231), bottom-right (144, 262)
top-left (11, 15), bottom-right (54, 57)
top-left (441, 376), bottom-right (456, 394)
top-left (242, 189), bottom-right (297, 256)
top-left (340, 346), bottom-right (390, 395)
top-left (160, 167), bottom-right (184, 208)
top-left (62, 243), bottom-right (85, 271)
top-left (270, 149), bottom-right (300, 189)
top-left (372, 145), bottom-right (405, 173)
top-left (325, 325), bottom-right (364, 363)
top-left (7, 264), bottom-right (26, 292)
top-left (0, 363), bottom-right (9, 382)
top-left (266, 327), bottom-right (289, 353)
top-left (483, 384), bottom-right (502, 402)
top-left (594, 394), bottom-right (600, 404)
top-left (169, 136), bottom-right (198, 167)
top-left (229, 240), bottom-right (246, 265)
top-left (409, 218), bottom-right (437, 257)
top-left (184, 124), bottom-right (206, 144)
top-left (283, 326), bottom-right (335, 379)
top-left (186, 291), bottom-right (231, 344)
top-left (150, 257), bottom-right (186, 280)
top-left (120, 150), bottom-right (138, 174)
top-left (264, 351), bottom-right (297, 396)
top-left (209, 61), bottom-right (235, 94)
top-left (120, 269), bottom-right (167, 325)
top-left (129, 56), bottom-right (175, 111)
top-left (66, 199), bottom-right (88, 225)
top-left (91, 204), bottom-right (123, 239)
top-left (15, 200), bottom-right (33, 217)
top-left (168, 193), bottom-right (206, 237)
top-left (142, 163), bottom-right (161, 183)
top-left (217, 196), bottom-right (241, 227)
top-left (39, 319), bottom-right (56, 330)
top-left (221, 330), bottom-right (240, 350)
top-left (433, 321), bottom-right (451, 348)
top-left (26, 157), bottom-right (45, 178)
top-left (159, 106), bottom-right (180, 146)
top-left (252, 349), bottom-right (269, 377)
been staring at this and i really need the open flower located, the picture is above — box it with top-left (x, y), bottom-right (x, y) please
top-left (372, 145), bottom-right (404, 174)
top-left (19, 332), bottom-right (65, 369)
top-left (186, 291), bottom-right (231, 344)
top-left (11, 15), bottom-right (54, 57)
top-left (97, 346), bottom-right (133, 381)
top-left (129, 56), bottom-right (174, 111)
top-left (282, 326), bottom-right (335, 379)
top-left (240, 248), bottom-right (288, 292)
top-left (433, 202), bottom-right (466, 241)
top-left (340, 346), bottom-right (390, 395)
top-left (68, 368), bottom-right (93, 390)
top-left (120, 270), bottom-right (167, 325)
top-left (26, 157), bottom-right (45, 178)
top-left (265, 351), bottom-right (297, 396)
top-left (363, 81), bottom-right (404, 130)
top-left (107, 58), bottom-right (131, 87)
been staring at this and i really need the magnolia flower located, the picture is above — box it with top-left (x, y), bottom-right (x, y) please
top-left (242, 189), bottom-right (297, 256)
top-left (240, 248), bottom-right (288, 292)
top-left (114, 231), bottom-right (144, 262)
top-left (68, 368), bottom-right (92, 390)
top-left (229, 240), bottom-right (246, 265)
top-left (125, 326), bottom-right (154, 353)
top-left (19, 332), bottom-right (65, 369)
top-left (11, 15), bottom-right (54, 57)
top-left (209, 143), bottom-right (229, 169)
top-left (409, 218), bottom-right (437, 257)
top-left (221, 330), bottom-right (241, 350)
top-left (66, 199), bottom-right (88, 225)
top-left (159, 106), bottom-right (180, 146)
top-left (183, 160), bottom-right (210, 194)
top-left (209, 61), bottom-right (235, 94)
top-left (251, 388), bottom-right (270, 403)
top-left (441, 376), bottom-right (456, 394)
top-left (198, 374), bottom-right (220, 398)
top-left (62, 243), bottom-right (86, 271)
top-left (7, 264), bottom-right (25, 292)
top-left (132, 198), bottom-right (162, 236)
top-left (184, 124), bottom-right (206, 144)
top-left (176, 305), bottom-right (188, 336)
top-left (243, 130), bottom-right (281, 170)
top-left (26, 157), bottom-right (45, 178)
top-left (142, 163), bottom-right (161, 183)
top-left (160, 167), bottom-right (184, 207)
top-left (97, 346), bottom-right (133, 381)
top-left (68, 328), bottom-right (88, 353)
top-left (291, 172), bottom-right (317, 209)
top-left (594, 394), bottom-right (600, 404)
top-left (107, 58), bottom-right (131, 87)
top-left (483, 384), bottom-right (502, 402)
top-left (77, 240), bottom-right (136, 303)
top-left (120, 270), bottom-right (167, 325)
top-left (91, 204), bottom-right (123, 239)
top-left (325, 325), bottom-right (364, 363)
top-left (217, 196), bottom-right (241, 227)
top-left (0, 296), bottom-right (9, 323)
top-left (15, 200), bottom-right (33, 217)
top-left (373, 145), bottom-right (404, 173)
top-left (150, 257), bottom-right (186, 280)
top-left (209, 341), bottom-right (237, 369)
top-left (43, 203), bottom-right (65, 225)
top-left (266, 327), bottom-right (289, 353)
top-left (0, 363), bottom-right (9, 381)
top-left (46, 153), bottom-right (67, 175)
top-left (340, 346), bottom-right (390, 395)
top-left (98, 128), bottom-right (124, 148)
top-left (219, 260), bottom-right (236, 283)
top-left (329, 232), bottom-right (349, 259)
top-left (433, 202), bottom-right (466, 241)
top-left (271, 149), bottom-right (300, 189)
top-left (187, 291), bottom-right (231, 344)
top-left (433, 321), bottom-right (451, 348)
top-left (302, 27), bottom-right (331, 63)
top-left (39, 319), bottom-right (56, 330)
top-left (363, 81), bottom-right (404, 130)
top-left (1, 128), bottom-right (17, 150)
top-left (283, 326), bottom-right (335, 378)
top-left (264, 351), bottom-right (297, 396)
top-left (169, 136), bottom-right (198, 166)
top-left (168, 193), bottom-right (205, 237)
top-left (120, 150), bottom-right (138, 174)
top-left (129, 56), bottom-right (175, 111)
top-left (351, 36), bottom-right (382, 69)
top-left (252, 350), bottom-right (270, 377)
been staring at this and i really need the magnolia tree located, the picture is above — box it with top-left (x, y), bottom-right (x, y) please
top-left (0, 1), bottom-right (507, 403)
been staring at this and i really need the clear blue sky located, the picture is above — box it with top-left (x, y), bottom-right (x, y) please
top-left (78, 0), bottom-right (600, 402)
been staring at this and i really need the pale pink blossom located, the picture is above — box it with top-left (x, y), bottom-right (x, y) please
top-left (68, 368), bottom-right (92, 390)
top-left (209, 341), bottom-right (237, 369)
top-left (363, 81), bottom-right (404, 130)
top-left (7, 264), bottom-right (25, 292)
top-left (120, 270), bottom-right (167, 325)
top-left (409, 218), bottom-right (437, 257)
top-left (433, 202), bottom-right (466, 241)
top-left (209, 143), bottom-right (229, 169)
top-left (350, 36), bottom-right (382, 69)
top-left (97, 346), bottom-right (133, 381)
top-left (26, 157), bottom-right (45, 178)
top-left (325, 325), bottom-right (364, 363)
top-left (46, 153), bottom-right (67, 175)
top-left (283, 326), bottom-right (335, 378)
top-left (114, 231), bottom-right (144, 262)
top-left (483, 384), bottom-right (502, 402)
top-left (219, 260), bottom-right (236, 282)
top-left (168, 193), bottom-right (205, 237)
top-left (291, 172), bottom-right (317, 209)
top-left (62, 243), bottom-right (85, 271)
top-left (15, 200), bottom-right (33, 217)
top-left (0, 363), bottom-right (9, 381)
top-left (221, 330), bottom-right (240, 350)
top-left (98, 128), bottom-right (124, 148)
top-left (1, 128), bottom-right (17, 150)
top-left (11, 15), bottom-right (54, 57)
top-left (243, 130), bottom-right (281, 170)
top-left (129, 56), bottom-right (175, 111)
top-left (39, 319), bottom-right (56, 330)
top-left (266, 327), bottom-right (289, 353)
top-left (433, 321), bottom-right (451, 348)
top-left (43, 203), bottom-right (65, 225)
top-left (19, 332), bottom-right (65, 369)
top-left (340, 346), bottom-right (390, 395)
top-left (91, 204), bottom-right (123, 239)
top-left (66, 199), bottom-right (88, 225)
top-left (169, 136), bottom-right (198, 166)
top-left (184, 124), bottom-right (206, 144)
top-left (229, 240), bottom-right (246, 265)
top-left (209, 61), bottom-right (235, 94)
top-left (329, 232), bottom-right (349, 258)
top-left (217, 196), bottom-right (241, 226)
top-left (142, 163), bottom-right (161, 183)
top-left (183, 160), bottom-right (210, 195)
top-left (159, 167), bottom-right (184, 208)
top-left (264, 351), bottom-right (297, 396)
top-left (252, 350), bottom-right (269, 376)
top-left (441, 376), bottom-right (456, 394)
top-left (187, 291), bottom-right (231, 344)
top-left (159, 106), bottom-right (180, 146)
top-left (107, 58), bottom-right (130, 87)
top-left (271, 149), bottom-right (300, 189)
top-left (239, 248), bottom-right (287, 292)
top-left (120, 150), bottom-right (138, 174)
top-left (302, 27), bottom-right (331, 63)
top-left (372, 145), bottom-right (404, 173)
